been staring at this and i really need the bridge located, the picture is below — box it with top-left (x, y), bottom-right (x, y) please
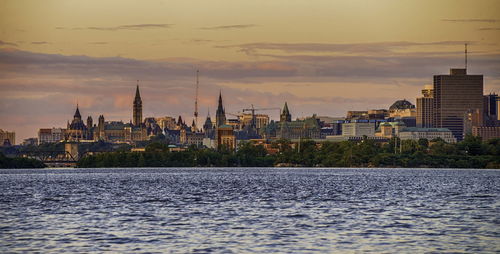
top-left (19, 143), bottom-right (91, 167)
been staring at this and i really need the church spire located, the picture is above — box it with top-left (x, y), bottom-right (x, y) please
top-left (134, 80), bottom-right (141, 103)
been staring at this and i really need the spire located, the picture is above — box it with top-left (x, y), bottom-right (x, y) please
top-left (283, 102), bottom-right (290, 115)
top-left (134, 80), bottom-right (141, 103)
top-left (217, 90), bottom-right (224, 113)
top-left (74, 104), bottom-right (81, 119)
top-left (281, 101), bottom-right (291, 122)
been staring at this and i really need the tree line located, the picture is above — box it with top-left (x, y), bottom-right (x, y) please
top-left (77, 135), bottom-right (500, 168)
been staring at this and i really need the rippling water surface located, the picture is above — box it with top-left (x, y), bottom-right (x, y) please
top-left (1, 168), bottom-right (499, 253)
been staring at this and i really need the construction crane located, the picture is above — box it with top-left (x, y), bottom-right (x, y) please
top-left (193, 70), bottom-right (199, 131)
top-left (242, 104), bottom-right (281, 128)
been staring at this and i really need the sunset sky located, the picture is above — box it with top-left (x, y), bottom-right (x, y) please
top-left (1, 0), bottom-right (500, 143)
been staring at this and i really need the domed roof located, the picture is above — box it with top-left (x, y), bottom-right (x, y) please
top-left (389, 99), bottom-right (415, 110)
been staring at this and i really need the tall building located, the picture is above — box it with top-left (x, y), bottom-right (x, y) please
top-left (433, 68), bottom-right (483, 140)
top-left (215, 91), bottom-right (226, 128)
top-left (416, 84), bottom-right (434, 128)
top-left (133, 84), bottom-right (143, 127)
top-left (483, 93), bottom-right (498, 126)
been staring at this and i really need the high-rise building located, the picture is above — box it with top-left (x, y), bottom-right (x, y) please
top-left (416, 84), bottom-right (434, 128)
top-left (133, 84), bottom-right (143, 127)
top-left (483, 93), bottom-right (498, 126)
top-left (433, 68), bottom-right (483, 140)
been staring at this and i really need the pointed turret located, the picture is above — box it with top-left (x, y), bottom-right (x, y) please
top-left (134, 84), bottom-right (141, 103)
top-left (280, 102), bottom-right (291, 122)
top-left (74, 104), bottom-right (82, 120)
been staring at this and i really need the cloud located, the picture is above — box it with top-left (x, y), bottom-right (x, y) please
top-left (56, 24), bottom-right (173, 31)
top-left (442, 19), bottom-right (498, 23)
top-left (1, 48), bottom-right (499, 142)
top-left (31, 41), bottom-right (50, 45)
top-left (0, 40), bottom-right (18, 47)
top-left (216, 41), bottom-right (472, 56)
top-left (479, 27), bottom-right (500, 31)
top-left (200, 24), bottom-right (256, 30)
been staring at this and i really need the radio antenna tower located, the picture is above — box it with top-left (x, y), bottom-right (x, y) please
top-left (194, 69), bottom-right (199, 131)
top-left (465, 43), bottom-right (468, 71)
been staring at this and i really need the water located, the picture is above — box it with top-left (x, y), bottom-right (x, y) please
top-left (0, 168), bottom-right (499, 253)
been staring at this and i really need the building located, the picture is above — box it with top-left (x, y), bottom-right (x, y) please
top-left (213, 92), bottom-right (236, 150)
top-left (417, 84), bottom-right (434, 128)
top-left (0, 129), bottom-right (15, 146)
top-left (133, 84), bottom-right (142, 127)
top-left (215, 91), bottom-right (227, 128)
top-left (375, 122), bottom-right (405, 138)
top-left (463, 109), bottom-right (483, 136)
top-left (275, 103), bottom-right (321, 139)
top-left (398, 127), bottom-right (457, 143)
top-left (217, 125), bottom-right (236, 150)
top-left (156, 116), bottom-right (177, 130)
top-left (389, 99), bottom-right (416, 118)
top-left (22, 138), bottom-right (38, 146)
top-left (433, 68), bottom-right (483, 141)
top-left (483, 93), bottom-right (499, 126)
top-left (65, 105), bottom-right (89, 141)
top-left (38, 128), bottom-right (65, 144)
top-left (180, 129), bottom-right (204, 147)
top-left (239, 113), bottom-right (270, 130)
top-left (203, 112), bottom-right (215, 139)
top-left (472, 126), bottom-right (500, 141)
top-left (346, 111), bottom-right (369, 120)
top-left (342, 122), bottom-right (375, 137)
top-left (66, 85), bottom-right (148, 143)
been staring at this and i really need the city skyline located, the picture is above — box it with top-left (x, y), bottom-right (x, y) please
top-left (1, 0), bottom-right (500, 142)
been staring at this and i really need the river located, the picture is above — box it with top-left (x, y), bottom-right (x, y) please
top-left (1, 168), bottom-right (499, 253)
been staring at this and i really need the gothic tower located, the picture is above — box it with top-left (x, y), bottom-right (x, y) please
top-left (280, 102), bottom-right (291, 122)
top-left (133, 83), bottom-right (142, 127)
top-left (215, 91), bottom-right (226, 127)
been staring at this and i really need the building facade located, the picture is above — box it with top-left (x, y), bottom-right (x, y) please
top-left (399, 127), bottom-right (457, 143)
top-left (433, 68), bottom-right (483, 141)
top-left (342, 122), bottom-right (376, 137)
top-left (0, 129), bottom-right (15, 146)
top-left (417, 84), bottom-right (434, 128)
top-left (38, 128), bottom-right (65, 144)
top-left (472, 126), bottom-right (500, 141)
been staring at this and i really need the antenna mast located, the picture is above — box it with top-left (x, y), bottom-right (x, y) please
top-left (194, 70), bottom-right (199, 131)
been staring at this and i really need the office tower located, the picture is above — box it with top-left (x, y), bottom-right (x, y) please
top-left (483, 93), bottom-right (498, 126)
top-left (416, 84), bottom-right (434, 128)
top-left (433, 68), bottom-right (483, 140)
